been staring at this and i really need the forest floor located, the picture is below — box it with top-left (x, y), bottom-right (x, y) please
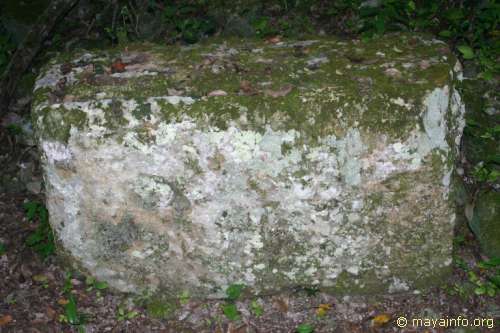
top-left (0, 100), bottom-right (499, 333)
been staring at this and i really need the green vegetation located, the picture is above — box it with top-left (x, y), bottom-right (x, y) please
top-left (57, 271), bottom-right (87, 331)
top-left (222, 283), bottom-right (246, 321)
top-left (0, 27), bottom-right (15, 75)
top-left (23, 201), bottom-right (55, 259)
top-left (296, 322), bottom-right (314, 333)
top-left (116, 306), bottom-right (140, 321)
top-left (78, 1), bottom-right (498, 79)
top-left (451, 255), bottom-right (500, 298)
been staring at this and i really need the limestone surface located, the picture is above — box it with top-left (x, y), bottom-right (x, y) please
top-left (32, 33), bottom-right (465, 298)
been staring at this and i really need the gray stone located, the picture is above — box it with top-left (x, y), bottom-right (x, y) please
top-left (32, 33), bottom-right (465, 298)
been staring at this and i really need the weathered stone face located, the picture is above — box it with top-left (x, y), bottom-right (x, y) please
top-left (32, 33), bottom-right (465, 298)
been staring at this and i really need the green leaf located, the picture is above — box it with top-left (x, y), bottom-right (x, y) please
top-left (296, 323), bottom-right (314, 333)
top-left (24, 201), bottom-right (39, 221)
top-left (478, 257), bottom-right (500, 268)
top-left (222, 303), bottom-right (240, 321)
top-left (94, 281), bottom-right (108, 290)
top-left (250, 300), bottom-right (264, 317)
top-left (38, 206), bottom-right (48, 223)
top-left (474, 286), bottom-right (486, 295)
top-left (127, 310), bottom-right (139, 319)
top-left (65, 295), bottom-right (80, 325)
top-left (489, 275), bottom-right (500, 288)
top-left (439, 30), bottom-right (452, 38)
top-left (481, 71), bottom-right (493, 80)
top-left (0, 243), bottom-right (5, 255)
top-left (486, 285), bottom-right (497, 297)
top-left (407, 1), bottom-right (416, 12)
top-left (457, 45), bottom-right (475, 59)
top-left (179, 290), bottom-right (190, 305)
top-left (225, 283), bottom-right (245, 301)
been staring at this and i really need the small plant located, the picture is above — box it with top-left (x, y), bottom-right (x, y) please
top-left (162, 4), bottom-right (216, 43)
top-left (222, 283), bottom-right (246, 321)
top-left (296, 323), bottom-right (314, 333)
top-left (250, 299), bottom-right (264, 317)
top-left (116, 306), bottom-right (139, 321)
top-left (62, 271), bottom-right (73, 294)
top-left (468, 271), bottom-right (498, 297)
top-left (0, 243), bottom-right (5, 256)
top-left (85, 276), bottom-right (108, 298)
top-left (222, 303), bottom-right (240, 321)
top-left (85, 276), bottom-right (108, 291)
top-left (5, 124), bottom-right (23, 136)
top-left (473, 163), bottom-right (500, 183)
top-left (24, 201), bottom-right (55, 259)
top-left (146, 297), bottom-right (176, 319)
top-left (58, 294), bottom-right (86, 330)
top-left (179, 290), bottom-right (190, 305)
top-left (225, 283), bottom-right (245, 301)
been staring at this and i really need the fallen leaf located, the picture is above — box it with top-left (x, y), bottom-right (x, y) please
top-left (33, 274), bottom-right (48, 283)
top-left (57, 298), bottom-right (69, 305)
top-left (239, 80), bottom-right (257, 95)
top-left (202, 57), bottom-right (216, 66)
top-left (266, 36), bottom-right (281, 44)
top-left (372, 313), bottom-right (391, 326)
top-left (63, 95), bottom-right (76, 103)
top-left (227, 322), bottom-right (248, 333)
top-left (46, 306), bottom-right (57, 321)
top-left (60, 63), bottom-right (72, 75)
top-left (273, 296), bottom-right (289, 313)
top-left (264, 84), bottom-right (293, 98)
top-left (111, 58), bottom-right (127, 73)
top-left (0, 315), bottom-right (12, 326)
top-left (208, 90), bottom-right (228, 97)
top-left (316, 303), bottom-right (332, 317)
top-left (384, 68), bottom-right (402, 79)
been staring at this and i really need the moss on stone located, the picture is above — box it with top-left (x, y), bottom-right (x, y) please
top-left (33, 33), bottom-right (457, 145)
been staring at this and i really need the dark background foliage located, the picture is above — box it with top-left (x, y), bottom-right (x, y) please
top-left (1, 0), bottom-right (498, 76)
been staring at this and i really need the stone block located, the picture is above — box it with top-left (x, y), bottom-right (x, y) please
top-left (32, 33), bottom-right (465, 297)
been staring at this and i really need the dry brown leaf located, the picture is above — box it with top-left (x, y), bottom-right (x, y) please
top-left (273, 296), bottom-right (289, 313)
top-left (111, 58), bottom-right (127, 73)
top-left (63, 95), bottom-right (76, 103)
top-left (228, 322), bottom-right (248, 333)
top-left (239, 80), bottom-right (257, 95)
top-left (46, 306), bottom-right (57, 321)
top-left (33, 274), bottom-right (48, 283)
top-left (316, 303), bottom-right (332, 317)
top-left (208, 90), bottom-right (228, 97)
top-left (266, 36), bottom-right (281, 44)
top-left (57, 298), bottom-right (69, 305)
top-left (264, 84), bottom-right (293, 98)
top-left (372, 313), bottom-right (391, 326)
top-left (0, 314), bottom-right (13, 326)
